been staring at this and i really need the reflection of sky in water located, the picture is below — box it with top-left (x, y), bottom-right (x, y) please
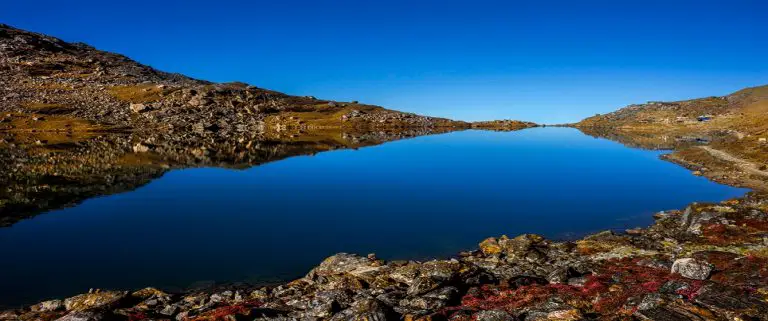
top-left (0, 127), bottom-right (747, 306)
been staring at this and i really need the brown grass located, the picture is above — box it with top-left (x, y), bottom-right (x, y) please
top-left (22, 103), bottom-right (76, 115)
top-left (108, 84), bottom-right (167, 103)
top-left (0, 113), bottom-right (113, 133)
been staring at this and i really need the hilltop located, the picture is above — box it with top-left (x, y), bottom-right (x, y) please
top-left (0, 24), bottom-right (468, 138)
top-left (577, 85), bottom-right (768, 131)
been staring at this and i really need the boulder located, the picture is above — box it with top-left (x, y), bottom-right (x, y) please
top-left (671, 258), bottom-right (712, 280)
top-left (307, 253), bottom-right (375, 279)
top-left (329, 298), bottom-right (393, 321)
top-left (64, 291), bottom-right (126, 312)
top-left (479, 237), bottom-right (503, 256)
top-left (499, 234), bottom-right (546, 260)
top-left (307, 290), bottom-right (354, 318)
top-left (406, 276), bottom-right (440, 296)
top-left (33, 299), bottom-right (63, 312)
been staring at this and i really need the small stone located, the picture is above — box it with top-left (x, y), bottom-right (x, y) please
top-left (132, 143), bottom-right (150, 153)
top-left (636, 293), bottom-right (666, 311)
top-left (34, 299), bottom-right (63, 312)
top-left (159, 304), bottom-right (178, 316)
top-left (130, 103), bottom-right (147, 113)
top-left (474, 310), bottom-right (514, 321)
top-left (671, 258), bottom-right (712, 280)
top-left (479, 237), bottom-right (503, 256)
top-left (566, 276), bottom-right (588, 287)
top-left (406, 276), bottom-right (440, 296)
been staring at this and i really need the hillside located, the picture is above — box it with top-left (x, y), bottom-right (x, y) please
top-left (576, 85), bottom-right (768, 190)
top-left (0, 24), bottom-right (467, 137)
top-left (577, 85), bottom-right (768, 132)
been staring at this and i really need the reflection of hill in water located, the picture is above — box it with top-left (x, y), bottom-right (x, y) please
top-left (574, 126), bottom-right (725, 151)
top-left (0, 128), bottom-right (459, 227)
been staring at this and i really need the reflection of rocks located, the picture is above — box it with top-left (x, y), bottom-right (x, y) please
top-left (575, 126), bottom-right (727, 151)
top-left (5, 192), bottom-right (767, 320)
top-left (0, 127), bottom-right (461, 227)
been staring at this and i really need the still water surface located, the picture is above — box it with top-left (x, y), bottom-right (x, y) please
top-left (0, 128), bottom-right (747, 306)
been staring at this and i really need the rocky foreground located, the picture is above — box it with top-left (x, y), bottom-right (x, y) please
top-left (2, 192), bottom-right (768, 320)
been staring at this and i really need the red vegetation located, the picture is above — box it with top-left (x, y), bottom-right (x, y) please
top-left (733, 218), bottom-right (768, 231)
top-left (128, 312), bottom-right (148, 321)
top-left (185, 300), bottom-right (262, 321)
top-left (701, 223), bottom-right (756, 245)
top-left (442, 258), bottom-right (708, 318)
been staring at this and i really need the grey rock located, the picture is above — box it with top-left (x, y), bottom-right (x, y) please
top-left (406, 276), bottom-right (440, 296)
top-left (671, 258), bottom-right (712, 280)
top-left (474, 310), bottom-right (514, 321)
top-left (160, 304), bottom-right (179, 316)
top-left (329, 298), bottom-right (393, 321)
top-left (34, 299), bottom-right (64, 312)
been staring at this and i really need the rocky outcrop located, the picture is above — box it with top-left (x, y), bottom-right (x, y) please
top-left (471, 120), bottom-right (538, 131)
top-left (3, 192), bottom-right (767, 320)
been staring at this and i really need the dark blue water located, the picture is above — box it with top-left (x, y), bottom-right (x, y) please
top-left (0, 128), bottom-right (747, 306)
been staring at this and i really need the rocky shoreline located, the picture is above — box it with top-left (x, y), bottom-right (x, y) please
top-left (2, 190), bottom-right (767, 320)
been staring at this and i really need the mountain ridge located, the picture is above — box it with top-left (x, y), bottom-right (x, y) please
top-left (0, 24), bottom-right (470, 137)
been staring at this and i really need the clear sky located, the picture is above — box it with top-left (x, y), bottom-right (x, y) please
top-left (4, 0), bottom-right (766, 123)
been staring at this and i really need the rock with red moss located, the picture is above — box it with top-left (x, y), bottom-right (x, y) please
top-left (693, 283), bottom-right (768, 319)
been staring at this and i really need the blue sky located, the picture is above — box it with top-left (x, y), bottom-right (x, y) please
top-left (4, 0), bottom-right (766, 123)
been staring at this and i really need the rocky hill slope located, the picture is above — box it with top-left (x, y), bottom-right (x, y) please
top-left (577, 85), bottom-right (768, 130)
top-left (0, 24), bottom-right (467, 138)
